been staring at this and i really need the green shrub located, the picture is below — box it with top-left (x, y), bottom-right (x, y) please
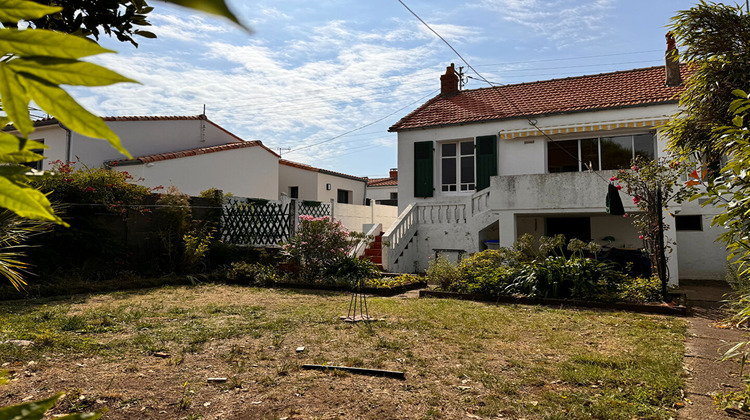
top-left (617, 275), bottom-right (663, 303)
top-left (426, 255), bottom-right (462, 289)
top-left (225, 262), bottom-right (278, 286)
top-left (323, 256), bottom-right (380, 287)
top-left (364, 273), bottom-right (423, 289)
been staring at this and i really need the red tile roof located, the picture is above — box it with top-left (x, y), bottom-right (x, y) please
top-left (389, 65), bottom-right (690, 132)
top-left (108, 140), bottom-right (279, 166)
top-left (279, 159), bottom-right (367, 182)
top-left (368, 177), bottom-right (397, 187)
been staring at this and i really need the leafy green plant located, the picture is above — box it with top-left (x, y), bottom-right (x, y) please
top-left (225, 262), bottom-right (277, 286)
top-left (425, 255), bottom-right (462, 290)
top-left (281, 216), bottom-right (366, 282)
top-left (0, 208), bottom-right (49, 290)
top-left (0, 391), bottom-right (103, 419)
top-left (322, 256), bottom-right (380, 287)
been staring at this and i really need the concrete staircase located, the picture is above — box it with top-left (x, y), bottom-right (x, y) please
top-left (361, 233), bottom-right (383, 270)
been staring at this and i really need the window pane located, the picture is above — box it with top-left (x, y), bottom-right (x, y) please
top-left (547, 140), bottom-right (579, 172)
top-left (634, 134), bottom-right (655, 160)
top-left (461, 156), bottom-right (474, 183)
top-left (601, 136), bottom-right (632, 169)
top-left (580, 138), bottom-right (599, 171)
top-left (442, 157), bottom-right (456, 184)
top-left (442, 143), bottom-right (456, 157)
top-left (460, 141), bottom-right (474, 156)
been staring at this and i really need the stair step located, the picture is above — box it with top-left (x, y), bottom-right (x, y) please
top-left (366, 256), bottom-right (382, 264)
top-left (365, 248), bottom-right (381, 256)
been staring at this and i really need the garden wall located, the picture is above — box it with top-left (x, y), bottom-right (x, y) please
top-left (334, 202), bottom-right (398, 233)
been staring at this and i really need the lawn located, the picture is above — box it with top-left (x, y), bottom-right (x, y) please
top-left (0, 284), bottom-right (686, 419)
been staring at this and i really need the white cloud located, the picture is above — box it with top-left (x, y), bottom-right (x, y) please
top-left (75, 18), bottom-right (447, 170)
top-left (469, 0), bottom-right (615, 48)
top-left (149, 13), bottom-right (230, 42)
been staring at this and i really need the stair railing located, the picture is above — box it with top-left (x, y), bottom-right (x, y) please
top-left (382, 203), bottom-right (418, 271)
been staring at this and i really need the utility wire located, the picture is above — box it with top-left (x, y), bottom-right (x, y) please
top-left (284, 88), bottom-right (439, 155)
top-left (397, 0), bottom-right (615, 186)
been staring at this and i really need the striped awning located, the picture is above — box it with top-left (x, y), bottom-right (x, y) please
top-left (497, 117), bottom-right (671, 140)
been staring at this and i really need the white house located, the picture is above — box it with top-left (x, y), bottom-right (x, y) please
top-left (367, 168), bottom-right (398, 206)
top-left (385, 46), bottom-right (727, 284)
top-left (278, 159), bottom-right (367, 205)
top-left (108, 141), bottom-right (281, 199)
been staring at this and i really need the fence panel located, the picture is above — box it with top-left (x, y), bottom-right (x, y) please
top-left (221, 198), bottom-right (291, 246)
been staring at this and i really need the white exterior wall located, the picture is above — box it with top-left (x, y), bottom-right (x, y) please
top-left (391, 103), bottom-right (726, 282)
top-left (279, 165), bottom-right (319, 200)
top-left (26, 124), bottom-right (68, 171)
top-left (113, 146), bottom-right (279, 199)
top-left (367, 185), bottom-right (398, 202)
top-left (333, 202), bottom-right (398, 233)
top-left (317, 172), bottom-right (366, 204)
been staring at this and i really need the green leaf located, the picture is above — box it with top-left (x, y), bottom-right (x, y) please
top-left (54, 411), bottom-right (104, 420)
top-left (163, 0), bottom-right (251, 32)
top-left (732, 89), bottom-right (748, 99)
top-left (0, 63), bottom-right (33, 137)
top-left (734, 115), bottom-right (744, 127)
top-left (0, 175), bottom-right (64, 224)
top-left (0, 133), bottom-right (46, 155)
top-left (0, 28), bottom-right (114, 59)
top-left (134, 30), bottom-right (157, 39)
top-left (0, 0), bottom-right (61, 22)
top-left (19, 75), bottom-right (131, 158)
top-left (0, 150), bottom-right (44, 164)
top-left (9, 57), bottom-right (137, 87)
top-left (0, 392), bottom-right (62, 420)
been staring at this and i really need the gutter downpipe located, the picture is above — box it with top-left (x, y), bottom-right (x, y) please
top-left (59, 122), bottom-right (72, 163)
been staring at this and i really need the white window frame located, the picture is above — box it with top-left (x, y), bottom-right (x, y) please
top-left (440, 139), bottom-right (475, 193)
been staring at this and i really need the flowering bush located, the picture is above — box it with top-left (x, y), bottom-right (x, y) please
top-left (32, 160), bottom-right (151, 217)
top-left (615, 157), bottom-right (691, 292)
top-left (281, 215), bottom-right (354, 281)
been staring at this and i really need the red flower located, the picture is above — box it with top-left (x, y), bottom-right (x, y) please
top-left (616, 185), bottom-right (622, 190)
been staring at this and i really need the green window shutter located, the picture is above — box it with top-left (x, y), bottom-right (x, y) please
top-left (475, 135), bottom-right (497, 191)
top-left (414, 141), bottom-right (434, 197)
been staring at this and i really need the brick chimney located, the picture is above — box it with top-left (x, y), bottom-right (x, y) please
top-left (665, 32), bottom-right (682, 87)
top-left (389, 168), bottom-right (398, 180)
top-left (440, 63), bottom-right (459, 96)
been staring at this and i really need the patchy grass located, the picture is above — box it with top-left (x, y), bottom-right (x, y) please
top-left (0, 284), bottom-right (685, 419)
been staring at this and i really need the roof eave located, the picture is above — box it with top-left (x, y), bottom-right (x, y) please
top-left (389, 100), bottom-right (680, 133)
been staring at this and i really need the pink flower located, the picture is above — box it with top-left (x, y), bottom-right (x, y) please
top-left (633, 195), bottom-right (641, 204)
top-left (609, 176), bottom-right (617, 182)
top-left (631, 166), bottom-right (639, 171)
top-left (616, 185), bottom-right (622, 190)
top-left (623, 213), bottom-right (628, 218)
top-left (639, 235), bottom-right (644, 240)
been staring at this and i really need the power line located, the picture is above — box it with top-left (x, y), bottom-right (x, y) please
top-left (284, 88), bottom-right (439, 155)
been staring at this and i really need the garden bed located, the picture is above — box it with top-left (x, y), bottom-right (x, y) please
top-left (420, 289), bottom-right (689, 316)
top-left (273, 280), bottom-right (427, 296)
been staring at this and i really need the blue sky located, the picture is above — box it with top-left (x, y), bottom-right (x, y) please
top-left (72, 0), bottom-right (698, 178)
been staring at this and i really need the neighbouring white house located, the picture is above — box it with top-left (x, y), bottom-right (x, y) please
top-left (367, 168), bottom-right (398, 206)
top-left (279, 159), bottom-right (367, 205)
top-left (107, 141), bottom-right (281, 199)
top-left (13, 115), bottom-right (282, 199)
top-left (384, 42), bottom-right (727, 284)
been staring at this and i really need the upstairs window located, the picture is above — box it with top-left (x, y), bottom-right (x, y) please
top-left (547, 133), bottom-right (655, 173)
top-left (441, 140), bottom-right (475, 192)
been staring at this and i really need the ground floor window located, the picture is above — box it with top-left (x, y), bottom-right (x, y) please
top-left (675, 215), bottom-right (703, 231)
top-left (441, 140), bottom-right (474, 192)
top-left (289, 186), bottom-right (298, 199)
top-left (23, 139), bottom-right (44, 172)
top-left (547, 133), bottom-right (655, 173)
top-left (337, 189), bottom-right (351, 204)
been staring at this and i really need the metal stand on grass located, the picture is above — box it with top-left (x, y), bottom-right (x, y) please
top-left (342, 278), bottom-right (373, 323)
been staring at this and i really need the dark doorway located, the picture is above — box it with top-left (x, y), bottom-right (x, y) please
top-left (546, 217), bottom-right (591, 242)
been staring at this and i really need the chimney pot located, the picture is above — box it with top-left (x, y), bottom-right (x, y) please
top-left (389, 168), bottom-right (398, 180)
top-left (440, 63), bottom-right (459, 96)
top-left (665, 32), bottom-right (682, 87)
